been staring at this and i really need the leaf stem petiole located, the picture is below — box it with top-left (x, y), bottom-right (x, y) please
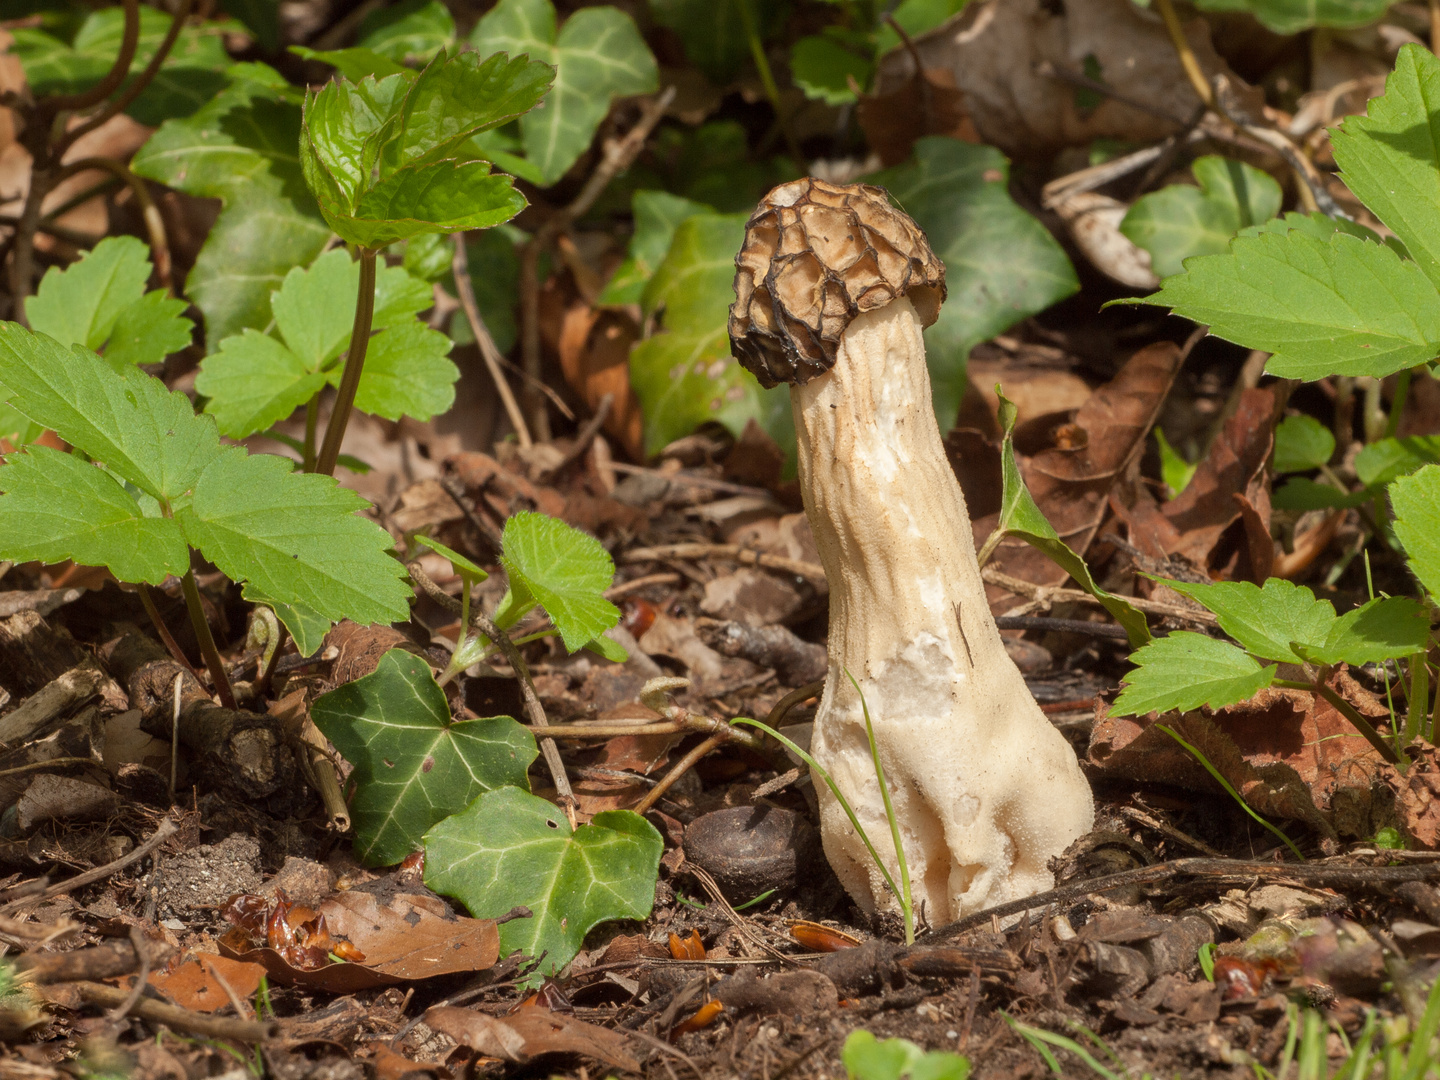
top-left (180, 569), bottom-right (238, 711)
top-left (314, 248), bottom-right (378, 476)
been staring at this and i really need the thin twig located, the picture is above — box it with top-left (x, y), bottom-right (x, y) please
top-left (105, 926), bottom-right (152, 1022)
top-left (622, 543), bottom-right (826, 585)
top-left (540, 393), bottom-right (612, 480)
top-left (634, 733), bottom-right (725, 815)
top-left (180, 569), bottom-right (237, 711)
top-left (519, 87), bottom-right (676, 438)
top-left (2, 817), bottom-right (177, 913)
top-left (439, 476), bottom-right (504, 558)
top-left (1151, 0), bottom-right (1213, 108)
top-left (73, 981), bottom-right (278, 1042)
top-left (981, 565), bottom-right (1218, 626)
top-left (42, 0), bottom-right (140, 113)
top-left (137, 584), bottom-right (202, 679)
top-left (993, 615), bottom-right (1131, 639)
top-left (452, 231), bottom-right (532, 448)
top-left (765, 681), bottom-right (824, 729)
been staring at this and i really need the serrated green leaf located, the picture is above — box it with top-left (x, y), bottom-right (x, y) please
top-left (501, 511), bottom-right (619, 652)
top-left (1140, 229), bottom-right (1440, 381)
top-left (0, 446), bottom-right (189, 584)
top-left (1189, 0), bottom-right (1389, 34)
top-left (1332, 45), bottom-right (1440, 292)
top-left (869, 138), bottom-right (1078, 427)
top-left (471, 0), bottom-right (657, 186)
top-left (176, 446), bottom-right (411, 625)
top-left (28, 236), bottom-right (152, 352)
top-left (597, 190), bottom-right (713, 306)
top-left (1273, 414), bottom-right (1335, 474)
top-left (995, 392), bottom-right (1150, 647)
top-left (340, 161), bottom-right (526, 246)
top-left (132, 67), bottom-right (331, 347)
top-left (105, 292), bottom-right (195, 369)
top-left (424, 786), bottom-right (662, 978)
top-left (1120, 156), bottom-right (1282, 280)
top-left (196, 330), bottom-right (328, 438)
top-left (1355, 434), bottom-right (1440, 486)
top-left (1241, 210), bottom-right (1401, 253)
top-left (348, 321), bottom-right (457, 421)
top-left (0, 325), bottom-right (219, 501)
top-left (356, 0), bottom-right (455, 62)
top-left (628, 212), bottom-right (794, 462)
top-left (789, 33), bottom-right (873, 106)
top-left (1161, 577), bottom-right (1335, 664)
top-left (1112, 632), bottom-right (1276, 716)
top-left (1392, 464), bottom-right (1440, 599)
top-left (1306, 596), bottom-right (1431, 665)
top-left (0, 405), bottom-right (42, 450)
top-left (240, 583), bottom-right (332, 657)
top-left (270, 249), bottom-right (363, 368)
top-left (313, 648), bottom-right (536, 866)
top-left (11, 6), bottom-right (232, 125)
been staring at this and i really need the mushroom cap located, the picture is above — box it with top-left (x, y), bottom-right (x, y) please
top-left (728, 177), bottom-right (947, 388)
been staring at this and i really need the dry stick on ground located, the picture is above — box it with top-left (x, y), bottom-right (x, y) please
top-left (439, 476), bottom-right (505, 558)
top-left (925, 856), bottom-right (1440, 941)
top-left (622, 543), bottom-right (828, 585)
top-left (518, 87), bottom-right (676, 439)
top-left (408, 561), bottom-right (577, 822)
top-left (73, 982), bottom-right (278, 1042)
top-left (981, 565), bottom-right (1218, 626)
top-left (1, 816), bottom-right (177, 913)
top-left (540, 393), bottom-right (613, 481)
top-left (452, 231), bottom-right (533, 448)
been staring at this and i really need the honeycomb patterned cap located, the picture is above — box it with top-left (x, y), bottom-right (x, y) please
top-left (728, 177), bottom-right (946, 388)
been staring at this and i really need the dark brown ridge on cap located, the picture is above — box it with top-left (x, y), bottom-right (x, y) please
top-left (727, 177), bottom-right (946, 388)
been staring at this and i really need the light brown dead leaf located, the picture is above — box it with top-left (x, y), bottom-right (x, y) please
top-left (425, 1005), bottom-right (640, 1072)
top-left (148, 954), bottom-right (266, 1013)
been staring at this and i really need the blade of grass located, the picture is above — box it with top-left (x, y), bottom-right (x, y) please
top-left (845, 669), bottom-right (914, 945)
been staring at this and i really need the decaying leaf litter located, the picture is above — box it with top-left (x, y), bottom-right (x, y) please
top-left (6, 0), bottom-right (1440, 1076)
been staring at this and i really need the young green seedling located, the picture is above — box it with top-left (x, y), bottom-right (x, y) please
top-left (411, 534), bottom-right (489, 684)
top-left (297, 47), bottom-right (553, 473)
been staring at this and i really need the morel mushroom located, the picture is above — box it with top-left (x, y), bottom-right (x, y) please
top-left (729, 179), bottom-right (1094, 922)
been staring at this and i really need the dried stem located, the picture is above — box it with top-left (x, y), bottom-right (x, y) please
top-left (55, 157), bottom-right (172, 290)
top-left (180, 569), bottom-right (237, 711)
top-left (137, 583), bottom-right (202, 679)
top-left (634, 733), bottom-right (725, 815)
top-left (452, 232), bottom-right (532, 447)
top-left (1151, 0), bottom-right (1213, 108)
top-left (519, 87), bottom-right (675, 438)
top-left (315, 248), bottom-right (378, 476)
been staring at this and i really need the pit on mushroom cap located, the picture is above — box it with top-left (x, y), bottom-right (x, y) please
top-left (729, 178), bottom-right (1094, 923)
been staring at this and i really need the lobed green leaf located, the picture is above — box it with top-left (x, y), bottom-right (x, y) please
top-left (1112, 632), bottom-right (1276, 716)
top-left (500, 511), bottom-right (619, 652)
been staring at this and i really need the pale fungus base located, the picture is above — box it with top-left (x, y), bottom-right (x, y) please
top-left (795, 298), bottom-right (1095, 924)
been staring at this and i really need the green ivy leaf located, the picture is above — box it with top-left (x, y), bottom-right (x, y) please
top-left (176, 447), bottom-right (412, 626)
top-left (1136, 229), bottom-right (1440, 382)
top-left (789, 33), bottom-right (873, 106)
top-left (11, 6), bottom-right (232, 125)
top-left (313, 648), bottom-right (536, 866)
top-left (471, 0), bottom-right (657, 186)
top-left (132, 64), bottom-right (331, 347)
top-left (424, 786), bottom-right (663, 979)
top-left (1391, 464), bottom-right (1440, 600)
top-left (1112, 632), bottom-right (1276, 716)
top-left (300, 50), bottom-right (548, 246)
top-left (1332, 45), bottom-right (1440, 292)
top-left (869, 138), bottom-right (1078, 428)
top-left (1272, 414), bottom-right (1335, 474)
top-left (1189, 0), bottom-right (1389, 34)
top-left (994, 392), bottom-right (1150, 647)
top-left (0, 446), bottom-right (189, 584)
top-left (628, 213), bottom-right (794, 461)
top-left (500, 511), bottom-right (619, 652)
top-left (197, 250), bottom-right (455, 438)
top-left (1120, 156), bottom-right (1282, 279)
top-left (597, 190), bottom-right (713, 306)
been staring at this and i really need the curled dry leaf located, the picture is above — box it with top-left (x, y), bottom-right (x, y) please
top-left (221, 890), bottom-right (498, 991)
top-left (1051, 192), bottom-right (1159, 290)
top-left (425, 1005), bottom-right (640, 1072)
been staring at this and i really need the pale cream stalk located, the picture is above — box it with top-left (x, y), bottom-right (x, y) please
top-left (795, 296), bottom-right (1094, 923)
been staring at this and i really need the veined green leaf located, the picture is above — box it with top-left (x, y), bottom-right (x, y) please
top-left (597, 190), bottom-right (713, 306)
top-left (500, 511), bottom-right (619, 652)
top-left (1161, 577), bottom-right (1335, 665)
top-left (472, 0), bottom-right (657, 186)
top-left (356, 0), bottom-right (455, 63)
top-left (348, 321), bottom-right (458, 421)
top-left (789, 33), bottom-right (873, 106)
top-left (1355, 434), bottom-right (1440, 487)
top-left (425, 787), bottom-right (662, 980)
top-left (1112, 632), bottom-right (1276, 716)
top-left (1392, 464), bottom-right (1440, 600)
top-left (313, 648), bottom-right (535, 866)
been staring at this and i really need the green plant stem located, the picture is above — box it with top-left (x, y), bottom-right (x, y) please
top-left (847, 669), bottom-right (913, 944)
top-left (180, 569), bottom-right (237, 711)
top-left (137, 583), bottom-right (202, 680)
top-left (1276, 678), bottom-right (1403, 767)
top-left (1387, 367), bottom-right (1415, 439)
top-left (302, 396), bottom-right (319, 472)
top-left (1157, 723), bottom-right (1306, 860)
top-left (975, 526), bottom-right (1005, 569)
top-left (1152, 0), bottom-right (1213, 109)
top-left (314, 248), bottom-right (377, 476)
top-left (735, 0), bottom-right (805, 173)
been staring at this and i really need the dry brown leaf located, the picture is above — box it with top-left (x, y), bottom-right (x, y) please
top-left (856, 60), bottom-right (975, 166)
top-left (148, 954), bottom-right (266, 1013)
top-left (425, 1006), bottom-right (640, 1072)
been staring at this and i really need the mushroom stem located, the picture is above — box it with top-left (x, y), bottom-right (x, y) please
top-left (794, 297), bottom-right (1094, 923)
